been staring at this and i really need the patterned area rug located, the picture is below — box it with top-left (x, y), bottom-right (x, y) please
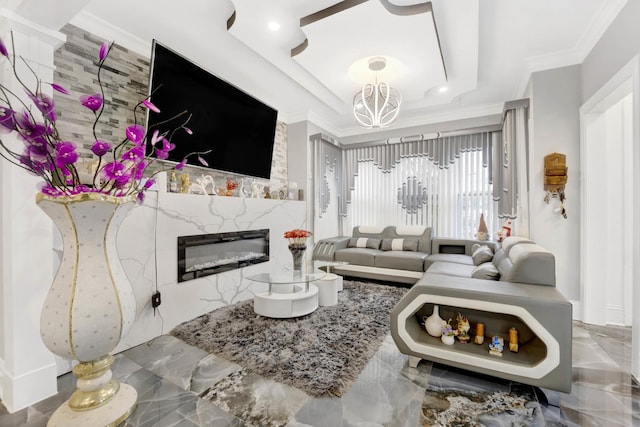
top-left (170, 280), bottom-right (407, 397)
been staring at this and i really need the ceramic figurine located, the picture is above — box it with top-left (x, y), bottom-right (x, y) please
top-left (488, 335), bottom-right (504, 356)
top-left (456, 312), bottom-right (471, 343)
top-left (251, 181), bottom-right (263, 198)
top-left (180, 173), bottom-right (190, 194)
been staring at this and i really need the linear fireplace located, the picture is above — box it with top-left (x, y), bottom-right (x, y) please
top-left (177, 229), bottom-right (269, 282)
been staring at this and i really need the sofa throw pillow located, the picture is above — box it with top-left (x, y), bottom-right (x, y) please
top-left (472, 244), bottom-right (493, 266)
top-left (348, 237), bottom-right (381, 249)
top-left (380, 238), bottom-right (419, 251)
top-left (471, 262), bottom-right (500, 280)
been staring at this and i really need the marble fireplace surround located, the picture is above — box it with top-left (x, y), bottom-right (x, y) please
top-left (71, 187), bottom-right (308, 359)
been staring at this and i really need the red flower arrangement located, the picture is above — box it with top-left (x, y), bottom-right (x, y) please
top-left (284, 228), bottom-right (312, 246)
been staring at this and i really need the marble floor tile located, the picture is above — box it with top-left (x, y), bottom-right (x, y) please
top-left (2, 321), bottom-right (640, 426)
top-left (122, 335), bottom-right (210, 391)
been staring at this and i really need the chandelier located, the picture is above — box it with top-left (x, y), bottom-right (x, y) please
top-left (353, 57), bottom-right (402, 129)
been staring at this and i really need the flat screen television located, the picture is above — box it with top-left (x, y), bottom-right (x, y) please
top-left (146, 40), bottom-right (278, 179)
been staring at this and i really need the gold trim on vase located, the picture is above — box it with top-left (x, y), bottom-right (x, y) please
top-left (64, 202), bottom-right (81, 361)
top-left (35, 191), bottom-right (137, 205)
top-left (69, 355), bottom-right (119, 411)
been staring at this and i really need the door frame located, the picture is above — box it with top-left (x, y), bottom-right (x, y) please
top-left (580, 55), bottom-right (640, 378)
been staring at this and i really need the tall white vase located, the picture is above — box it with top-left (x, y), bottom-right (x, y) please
top-left (36, 192), bottom-right (138, 426)
top-left (424, 304), bottom-right (444, 337)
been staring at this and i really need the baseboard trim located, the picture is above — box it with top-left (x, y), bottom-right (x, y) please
top-left (0, 360), bottom-right (57, 413)
top-left (569, 299), bottom-right (582, 321)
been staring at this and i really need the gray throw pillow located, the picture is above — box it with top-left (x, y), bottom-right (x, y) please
top-left (348, 237), bottom-right (381, 249)
top-left (472, 245), bottom-right (493, 266)
top-left (471, 262), bottom-right (500, 280)
top-left (380, 238), bottom-right (419, 251)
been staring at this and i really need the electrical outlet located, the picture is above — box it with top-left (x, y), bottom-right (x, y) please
top-left (151, 291), bottom-right (161, 308)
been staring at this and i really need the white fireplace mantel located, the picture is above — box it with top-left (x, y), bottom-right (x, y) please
top-left (114, 190), bottom-right (307, 351)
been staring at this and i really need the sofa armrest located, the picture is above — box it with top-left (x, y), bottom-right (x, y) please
top-left (312, 236), bottom-right (351, 261)
top-left (431, 238), bottom-right (497, 255)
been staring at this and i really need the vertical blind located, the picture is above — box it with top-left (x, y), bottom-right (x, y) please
top-left (340, 132), bottom-right (500, 238)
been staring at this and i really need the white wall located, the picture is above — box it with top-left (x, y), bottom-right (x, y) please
top-left (0, 13), bottom-right (65, 413)
top-left (529, 65), bottom-right (582, 301)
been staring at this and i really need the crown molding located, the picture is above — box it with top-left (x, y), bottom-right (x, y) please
top-left (69, 11), bottom-right (151, 57)
top-left (514, 0), bottom-right (628, 98)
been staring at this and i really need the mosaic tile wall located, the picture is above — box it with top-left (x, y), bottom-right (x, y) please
top-left (53, 24), bottom-right (288, 192)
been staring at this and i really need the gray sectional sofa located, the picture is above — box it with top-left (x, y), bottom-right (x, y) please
top-left (313, 227), bottom-right (573, 392)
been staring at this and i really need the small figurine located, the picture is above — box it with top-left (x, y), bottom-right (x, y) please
top-left (474, 322), bottom-right (485, 345)
top-left (475, 213), bottom-right (489, 241)
top-left (456, 313), bottom-right (471, 343)
top-left (179, 173), bottom-right (190, 194)
top-left (496, 219), bottom-right (512, 242)
top-left (251, 181), bottom-right (263, 198)
top-left (225, 179), bottom-right (238, 196)
top-left (489, 335), bottom-right (504, 356)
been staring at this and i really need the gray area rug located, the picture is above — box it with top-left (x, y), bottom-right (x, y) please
top-left (170, 280), bottom-right (407, 397)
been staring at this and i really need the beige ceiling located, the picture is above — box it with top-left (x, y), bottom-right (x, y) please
top-left (72, 0), bottom-right (628, 139)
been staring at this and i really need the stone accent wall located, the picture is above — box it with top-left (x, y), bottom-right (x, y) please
top-left (53, 24), bottom-right (287, 192)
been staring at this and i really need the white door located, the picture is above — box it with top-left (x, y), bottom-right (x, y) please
top-left (580, 56), bottom-right (640, 381)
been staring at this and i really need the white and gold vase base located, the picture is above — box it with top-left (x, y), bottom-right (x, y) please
top-left (48, 384), bottom-right (137, 427)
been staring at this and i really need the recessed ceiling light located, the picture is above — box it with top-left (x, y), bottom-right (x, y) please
top-left (439, 86), bottom-right (448, 93)
top-left (268, 21), bottom-right (281, 31)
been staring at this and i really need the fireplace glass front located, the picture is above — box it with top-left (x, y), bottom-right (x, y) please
top-left (178, 229), bottom-right (269, 282)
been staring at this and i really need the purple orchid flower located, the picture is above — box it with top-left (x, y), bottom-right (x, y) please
top-left (133, 161), bottom-right (147, 180)
top-left (91, 140), bottom-right (112, 157)
top-left (54, 142), bottom-right (78, 168)
top-left (136, 191), bottom-right (145, 204)
top-left (142, 99), bottom-right (160, 113)
top-left (0, 107), bottom-right (16, 132)
top-left (125, 124), bottom-right (145, 145)
top-left (50, 83), bottom-right (70, 95)
top-left (80, 93), bottom-right (103, 111)
top-left (28, 93), bottom-right (55, 116)
top-left (38, 183), bottom-right (64, 197)
top-left (121, 146), bottom-right (145, 163)
top-left (0, 36), bottom-right (8, 57)
top-left (101, 160), bottom-right (126, 180)
top-left (175, 159), bottom-right (187, 170)
top-left (99, 42), bottom-right (109, 62)
top-left (143, 178), bottom-right (156, 190)
top-left (102, 161), bottom-right (134, 189)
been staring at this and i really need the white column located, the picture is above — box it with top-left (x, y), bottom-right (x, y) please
top-left (0, 10), bottom-right (66, 413)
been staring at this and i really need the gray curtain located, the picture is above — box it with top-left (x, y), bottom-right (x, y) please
top-left (492, 102), bottom-right (529, 219)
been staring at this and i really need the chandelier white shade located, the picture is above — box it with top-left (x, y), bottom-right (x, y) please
top-left (353, 57), bottom-right (402, 129)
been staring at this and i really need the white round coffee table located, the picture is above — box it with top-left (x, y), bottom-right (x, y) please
top-left (248, 270), bottom-right (325, 318)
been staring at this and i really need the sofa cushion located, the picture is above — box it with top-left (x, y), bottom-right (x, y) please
top-left (471, 262), bottom-right (500, 280)
top-left (471, 244), bottom-right (493, 266)
top-left (392, 226), bottom-right (432, 254)
top-left (381, 238), bottom-right (419, 252)
top-left (424, 253), bottom-right (473, 270)
top-left (497, 243), bottom-right (555, 286)
top-left (374, 251), bottom-right (429, 272)
top-left (426, 261), bottom-right (475, 277)
top-left (347, 237), bottom-right (381, 250)
top-left (334, 248), bottom-right (381, 266)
